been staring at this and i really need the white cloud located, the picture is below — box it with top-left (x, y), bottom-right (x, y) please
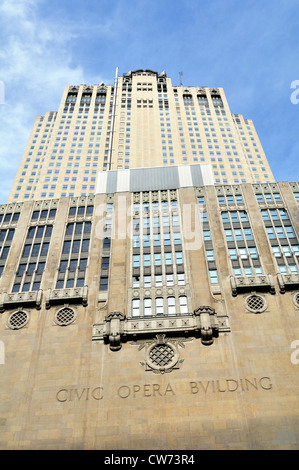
top-left (0, 0), bottom-right (103, 202)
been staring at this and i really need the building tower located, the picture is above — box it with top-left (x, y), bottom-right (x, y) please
top-left (7, 69), bottom-right (274, 203)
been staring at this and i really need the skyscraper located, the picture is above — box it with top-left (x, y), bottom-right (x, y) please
top-left (1, 70), bottom-right (299, 451)
top-left (7, 69), bottom-right (274, 203)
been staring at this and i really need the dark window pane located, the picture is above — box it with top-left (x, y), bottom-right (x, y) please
top-left (84, 222), bottom-right (91, 233)
top-left (66, 223), bottom-right (74, 235)
top-left (36, 226), bottom-right (44, 238)
top-left (68, 207), bottom-right (76, 216)
top-left (45, 225), bottom-right (53, 237)
top-left (81, 239), bottom-right (89, 252)
top-left (101, 257), bottom-right (110, 269)
top-left (59, 260), bottom-right (68, 272)
top-left (63, 241), bottom-right (71, 254)
top-left (100, 277), bottom-right (108, 291)
top-left (77, 206), bottom-right (85, 216)
top-left (27, 263), bottom-right (36, 275)
top-left (66, 279), bottom-right (74, 288)
top-left (41, 243), bottom-right (49, 256)
top-left (49, 209), bottom-right (56, 218)
top-left (79, 258), bottom-right (87, 270)
top-left (72, 240), bottom-right (81, 253)
top-left (32, 282), bottom-right (40, 291)
top-left (27, 227), bottom-right (35, 238)
top-left (0, 230), bottom-right (6, 242)
top-left (103, 238), bottom-right (111, 248)
top-left (76, 278), bottom-right (85, 287)
top-left (69, 259), bottom-right (77, 271)
top-left (56, 280), bottom-right (64, 289)
top-left (7, 229), bottom-right (15, 241)
top-left (4, 213), bottom-right (12, 223)
top-left (75, 223), bottom-right (83, 234)
top-left (22, 245), bottom-right (31, 257)
top-left (22, 245), bottom-right (31, 258)
top-left (32, 243), bottom-right (41, 257)
top-left (17, 264), bottom-right (26, 276)
top-left (1, 246), bottom-right (9, 259)
top-left (36, 262), bottom-right (45, 274)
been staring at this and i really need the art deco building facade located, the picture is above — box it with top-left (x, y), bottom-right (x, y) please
top-left (7, 69), bottom-right (274, 203)
top-left (1, 70), bottom-right (299, 451)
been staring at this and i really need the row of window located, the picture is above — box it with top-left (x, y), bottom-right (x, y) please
top-left (132, 295), bottom-right (188, 317)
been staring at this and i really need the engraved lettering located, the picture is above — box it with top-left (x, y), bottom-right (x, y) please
top-left (199, 381), bottom-right (210, 393)
top-left (153, 384), bottom-right (162, 396)
top-left (190, 382), bottom-right (198, 394)
top-left (165, 383), bottom-right (175, 396)
top-left (259, 377), bottom-right (272, 390)
top-left (217, 380), bottom-right (226, 393)
top-left (56, 389), bottom-right (68, 402)
top-left (227, 379), bottom-right (238, 392)
top-left (244, 378), bottom-right (258, 391)
top-left (133, 385), bottom-right (141, 397)
top-left (188, 377), bottom-right (272, 395)
top-left (92, 387), bottom-right (104, 400)
top-left (118, 386), bottom-right (131, 398)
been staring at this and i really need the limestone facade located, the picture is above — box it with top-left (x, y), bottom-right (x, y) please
top-left (0, 177), bottom-right (299, 449)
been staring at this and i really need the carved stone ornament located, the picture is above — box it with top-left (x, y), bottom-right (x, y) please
top-left (93, 305), bottom-right (229, 351)
top-left (104, 311), bottom-right (126, 351)
top-left (132, 334), bottom-right (190, 374)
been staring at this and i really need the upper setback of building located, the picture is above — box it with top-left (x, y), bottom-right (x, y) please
top-left (7, 69), bottom-right (274, 204)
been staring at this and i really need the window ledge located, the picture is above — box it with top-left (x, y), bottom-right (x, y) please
top-left (230, 274), bottom-right (275, 296)
top-left (92, 306), bottom-right (230, 351)
top-left (0, 289), bottom-right (42, 312)
top-left (45, 285), bottom-right (88, 308)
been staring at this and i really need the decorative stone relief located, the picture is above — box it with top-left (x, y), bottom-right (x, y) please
top-left (132, 334), bottom-right (190, 374)
top-left (93, 305), bottom-right (230, 351)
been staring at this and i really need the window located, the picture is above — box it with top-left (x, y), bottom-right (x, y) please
top-left (154, 253), bottom-right (161, 266)
top-left (143, 254), bottom-right (151, 267)
top-left (209, 270), bottom-right (219, 284)
top-left (132, 299), bottom-right (140, 317)
top-left (175, 251), bottom-right (183, 265)
top-left (167, 297), bottom-right (176, 315)
top-left (101, 257), bottom-right (110, 269)
top-left (165, 253), bottom-right (172, 265)
top-left (156, 297), bottom-right (164, 316)
top-left (133, 255), bottom-right (140, 267)
top-left (144, 298), bottom-right (152, 316)
top-left (100, 277), bottom-right (108, 291)
top-left (179, 296), bottom-right (188, 314)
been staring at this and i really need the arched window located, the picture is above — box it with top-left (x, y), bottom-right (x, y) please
top-left (167, 296), bottom-right (176, 315)
top-left (155, 297), bottom-right (164, 316)
top-left (144, 298), bottom-right (152, 316)
top-left (179, 296), bottom-right (188, 314)
top-left (132, 299), bottom-right (140, 317)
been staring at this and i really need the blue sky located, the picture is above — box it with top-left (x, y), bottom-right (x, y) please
top-left (0, 0), bottom-right (298, 203)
